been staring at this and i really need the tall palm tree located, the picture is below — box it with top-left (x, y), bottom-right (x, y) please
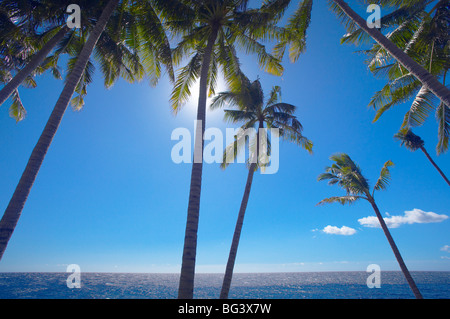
top-left (0, 0), bottom-right (174, 261)
top-left (210, 75), bottom-right (312, 299)
top-left (394, 129), bottom-right (450, 186)
top-left (161, 0), bottom-right (291, 299)
top-left (317, 153), bottom-right (423, 299)
top-left (339, 0), bottom-right (450, 154)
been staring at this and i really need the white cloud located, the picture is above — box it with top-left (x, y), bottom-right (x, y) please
top-left (441, 245), bottom-right (450, 253)
top-left (322, 225), bottom-right (357, 236)
top-left (358, 208), bottom-right (448, 228)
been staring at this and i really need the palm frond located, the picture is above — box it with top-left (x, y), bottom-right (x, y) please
top-left (401, 85), bottom-right (437, 128)
top-left (436, 101), bottom-right (450, 154)
top-left (223, 109), bottom-right (256, 123)
top-left (216, 38), bottom-right (243, 93)
top-left (210, 91), bottom-right (240, 110)
top-left (67, 57), bottom-right (95, 111)
top-left (316, 196), bottom-right (363, 206)
top-left (373, 160), bottom-right (394, 194)
top-left (8, 89), bottom-right (26, 122)
top-left (264, 102), bottom-right (296, 115)
top-left (273, 0), bottom-right (312, 63)
top-left (236, 33), bottom-right (283, 76)
top-left (170, 51), bottom-right (202, 113)
top-left (266, 85), bottom-right (281, 106)
top-left (221, 126), bottom-right (257, 169)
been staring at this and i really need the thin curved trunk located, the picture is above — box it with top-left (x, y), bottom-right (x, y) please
top-left (369, 199), bottom-right (423, 299)
top-left (419, 146), bottom-right (450, 187)
top-left (220, 121), bottom-right (263, 299)
top-left (0, 26), bottom-right (69, 107)
top-left (332, 0), bottom-right (450, 107)
top-left (0, 0), bottom-right (119, 261)
top-left (178, 26), bottom-right (219, 299)
top-left (220, 162), bottom-right (256, 299)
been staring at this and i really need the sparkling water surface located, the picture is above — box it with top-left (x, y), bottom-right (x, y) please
top-left (0, 271), bottom-right (448, 299)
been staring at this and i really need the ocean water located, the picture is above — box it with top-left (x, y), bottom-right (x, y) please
top-left (0, 271), bottom-right (449, 299)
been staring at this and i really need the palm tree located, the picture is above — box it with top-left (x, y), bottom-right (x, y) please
top-left (273, 0), bottom-right (450, 109)
top-left (317, 153), bottom-right (423, 299)
top-left (0, 0), bottom-right (121, 261)
top-left (0, 0), bottom-right (174, 261)
top-left (328, 0), bottom-right (450, 109)
top-left (162, 0), bottom-right (291, 299)
top-left (339, 0), bottom-right (450, 154)
top-left (394, 129), bottom-right (450, 186)
top-left (210, 75), bottom-right (312, 299)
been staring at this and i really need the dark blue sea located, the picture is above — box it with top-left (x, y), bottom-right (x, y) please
top-left (0, 272), bottom-right (449, 299)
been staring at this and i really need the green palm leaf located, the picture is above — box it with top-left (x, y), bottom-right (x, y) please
top-left (373, 160), bottom-right (395, 194)
top-left (316, 195), bottom-right (363, 206)
top-left (170, 51), bottom-right (202, 113)
top-left (401, 85), bottom-right (437, 128)
top-left (436, 101), bottom-right (450, 154)
top-left (273, 0), bottom-right (312, 63)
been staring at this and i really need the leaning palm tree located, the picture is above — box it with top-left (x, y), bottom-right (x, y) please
top-left (161, 0), bottom-right (291, 299)
top-left (394, 129), bottom-right (450, 186)
top-left (317, 153), bottom-right (423, 299)
top-left (0, 0), bottom-right (121, 261)
top-left (0, 0), bottom-right (174, 261)
top-left (328, 0), bottom-right (450, 108)
top-left (211, 75), bottom-right (312, 299)
top-left (339, 0), bottom-right (450, 154)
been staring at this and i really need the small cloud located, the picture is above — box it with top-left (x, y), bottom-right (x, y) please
top-left (358, 208), bottom-right (448, 228)
top-left (322, 225), bottom-right (357, 236)
top-left (441, 245), bottom-right (450, 253)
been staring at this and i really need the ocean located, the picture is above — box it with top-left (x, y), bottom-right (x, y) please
top-left (0, 271), bottom-right (449, 299)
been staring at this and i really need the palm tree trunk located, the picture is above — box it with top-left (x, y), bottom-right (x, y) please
top-left (0, 0), bottom-right (119, 262)
top-left (369, 199), bottom-right (423, 299)
top-left (0, 26), bottom-right (69, 107)
top-left (419, 146), bottom-right (450, 187)
top-left (178, 26), bottom-right (219, 299)
top-left (332, 0), bottom-right (450, 107)
top-left (220, 162), bottom-right (256, 299)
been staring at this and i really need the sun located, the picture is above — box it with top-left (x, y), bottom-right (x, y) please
top-left (184, 76), bottom-right (228, 121)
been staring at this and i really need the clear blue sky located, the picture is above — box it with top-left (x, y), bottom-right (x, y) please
top-left (0, 1), bottom-right (449, 273)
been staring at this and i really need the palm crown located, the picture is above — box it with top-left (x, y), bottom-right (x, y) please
top-left (1, 0), bottom-right (174, 117)
top-left (210, 74), bottom-right (313, 170)
top-left (317, 153), bottom-right (394, 204)
top-left (165, 0), bottom-right (289, 112)
top-left (394, 128), bottom-right (425, 151)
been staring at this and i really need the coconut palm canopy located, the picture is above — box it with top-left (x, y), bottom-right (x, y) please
top-left (0, 0), bottom-right (448, 289)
